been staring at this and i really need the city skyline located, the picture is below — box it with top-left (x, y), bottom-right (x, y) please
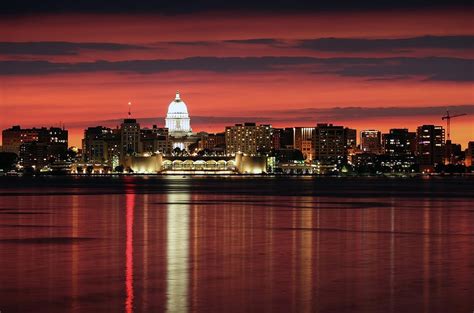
top-left (1, 7), bottom-right (473, 147)
top-left (1, 2), bottom-right (474, 313)
top-left (1, 91), bottom-right (472, 148)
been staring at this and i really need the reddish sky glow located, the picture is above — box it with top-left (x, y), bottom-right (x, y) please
top-left (0, 9), bottom-right (473, 147)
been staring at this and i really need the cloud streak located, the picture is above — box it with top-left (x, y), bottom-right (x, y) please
top-left (297, 35), bottom-right (474, 52)
top-left (0, 56), bottom-right (472, 81)
top-left (0, 41), bottom-right (148, 56)
top-left (68, 104), bottom-right (473, 128)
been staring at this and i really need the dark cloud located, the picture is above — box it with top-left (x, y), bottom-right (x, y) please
top-left (0, 41), bottom-right (148, 56)
top-left (297, 35), bottom-right (474, 52)
top-left (224, 39), bottom-right (283, 45)
top-left (0, 56), bottom-right (316, 75)
top-left (166, 41), bottom-right (214, 46)
top-left (161, 35), bottom-right (474, 52)
top-left (332, 57), bottom-right (473, 82)
top-left (0, 56), bottom-right (472, 82)
top-left (278, 104), bottom-right (474, 121)
top-left (1, 0), bottom-right (470, 15)
top-left (73, 104), bottom-right (473, 128)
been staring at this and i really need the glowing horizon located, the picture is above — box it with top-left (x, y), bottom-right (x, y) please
top-left (0, 9), bottom-right (473, 147)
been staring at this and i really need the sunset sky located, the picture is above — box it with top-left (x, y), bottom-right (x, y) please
top-left (0, 1), bottom-right (473, 147)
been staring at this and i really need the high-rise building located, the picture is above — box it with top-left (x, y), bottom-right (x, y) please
top-left (444, 140), bottom-right (463, 165)
top-left (313, 123), bottom-right (346, 164)
top-left (83, 126), bottom-right (121, 165)
top-left (360, 130), bottom-right (382, 154)
top-left (344, 128), bottom-right (357, 150)
top-left (416, 125), bottom-right (445, 169)
top-left (225, 123), bottom-right (273, 156)
top-left (381, 128), bottom-right (417, 171)
top-left (382, 129), bottom-right (416, 156)
top-left (279, 128), bottom-right (295, 149)
top-left (121, 118), bottom-right (141, 158)
top-left (271, 128), bottom-right (282, 150)
top-left (2, 126), bottom-right (68, 167)
top-left (465, 141), bottom-right (474, 167)
top-left (294, 127), bottom-right (314, 161)
top-left (2, 126), bottom-right (41, 154)
top-left (141, 126), bottom-right (171, 155)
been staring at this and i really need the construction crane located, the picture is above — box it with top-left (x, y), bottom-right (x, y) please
top-left (441, 110), bottom-right (467, 141)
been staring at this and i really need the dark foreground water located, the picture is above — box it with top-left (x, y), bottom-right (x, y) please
top-left (0, 176), bottom-right (473, 313)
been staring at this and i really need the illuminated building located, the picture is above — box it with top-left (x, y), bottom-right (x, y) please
top-left (82, 126), bottom-right (120, 164)
top-left (444, 140), bottom-right (463, 165)
top-left (19, 142), bottom-right (49, 168)
top-left (382, 128), bottom-right (417, 172)
top-left (2, 126), bottom-right (68, 168)
top-left (2, 125), bottom-right (66, 156)
top-left (121, 118), bottom-right (141, 159)
top-left (294, 127), bottom-right (314, 161)
top-left (123, 153), bottom-right (266, 174)
top-left (164, 91), bottom-right (199, 151)
top-left (225, 123), bottom-right (273, 156)
top-left (344, 127), bottom-right (357, 150)
top-left (465, 141), bottom-right (474, 167)
top-left (2, 126), bottom-right (39, 154)
top-left (312, 123), bottom-right (346, 164)
top-left (360, 130), bottom-right (382, 154)
top-left (165, 91), bottom-right (192, 137)
top-left (416, 125), bottom-right (445, 170)
top-left (198, 132), bottom-right (226, 154)
top-left (383, 129), bottom-right (416, 156)
top-left (141, 126), bottom-right (171, 155)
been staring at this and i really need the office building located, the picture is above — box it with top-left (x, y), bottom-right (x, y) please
top-left (360, 130), bottom-right (381, 154)
top-left (416, 125), bottom-right (445, 170)
top-left (225, 123), bottom-right (273, 156)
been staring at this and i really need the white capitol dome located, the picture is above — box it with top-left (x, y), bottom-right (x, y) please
top-left (167, 91), bottom-right (189, 115)
top-left (165, 91), bottom-right (192, 136)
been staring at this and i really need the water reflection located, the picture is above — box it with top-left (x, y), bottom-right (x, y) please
top-left (0, 177), bottom-right (473, 313)
top-left (125, 191), bottom-right (135, 313)
top-left (166, 191), bottom-right (190, 313)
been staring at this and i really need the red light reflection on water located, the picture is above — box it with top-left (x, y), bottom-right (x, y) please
top-left (125, 190), bottom-right (135, 313)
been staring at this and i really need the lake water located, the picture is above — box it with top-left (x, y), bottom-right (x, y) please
top-left (0, 176), bottom-right (473, 313)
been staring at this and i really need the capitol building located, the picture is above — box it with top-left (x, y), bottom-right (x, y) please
top-left (166, 91), bottom-right (192, 137)
top-left (165, 91), bottom-right (197, 150)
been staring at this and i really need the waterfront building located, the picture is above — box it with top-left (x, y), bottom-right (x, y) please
top-left (82, 126), bottom-right (120, 164)
top-left (444, 140), bottom-right (463, 165)
top-left (360, 130), bottom-right (382, 154)
top-left (312, 123), bottom-right (346, 164)
top-left (294, 127), bottom-right (314, 161)
top-left (465, 141), bottom-right (474, 167)
top-left (225, 123), bottom-right (273, 156)
top-left (382, 128), bottom-right (417, 172)
top-left (141, 126), bottom-right (171, 155)
top-left (121, 118), bottom-right (141, 159)
top-left (416, 125), bottom-right (445, 170)
top-left (2, 126), bottom-right (68, 168)
top-left (198, 132), bottom-right (226, 154)
top-left (2, 126), bottom-right (67, 156)
top-left (279, 128), bottom-right (295, 149)
top-left (344, 128), bottom-right (357, 150)
top-left (382, 129), bottom-right (416, 156)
